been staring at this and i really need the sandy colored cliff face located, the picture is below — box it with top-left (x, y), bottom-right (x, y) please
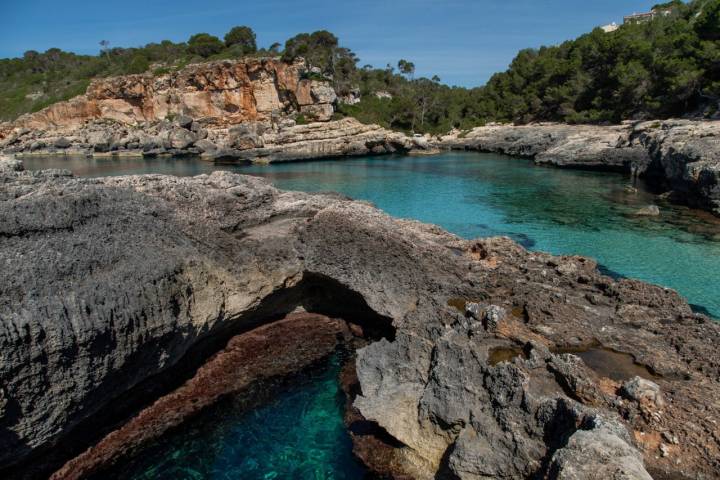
top-left (5, 58), bottom-right (335, 132)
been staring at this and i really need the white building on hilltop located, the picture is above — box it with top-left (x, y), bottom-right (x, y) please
top-left (601, 22), bottom-right (619, 33)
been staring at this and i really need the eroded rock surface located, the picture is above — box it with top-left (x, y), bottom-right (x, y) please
top-left (0, 158), bottom-right (719, 479)
top-left (1, 58), bottom-right (326, 130)
top-left (0, 59), bottom-right (422, 162)
top-left (0, 112), bottom-right (416, 163)
top-left (438, 120), bottom-right (720, 216)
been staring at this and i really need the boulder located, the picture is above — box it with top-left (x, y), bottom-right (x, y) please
top-left (194, 139), bottom-right (218, 153)
top-left (300, 104), bottom-right (334, 122)
top-left (87, 131), bottom-right (112, 152)
top-left (227, 123), bottom-right (265, 150)
top-left (141, 138), bottom-right (162, 152)
top-left (549, 421), bottom-right (653, 480)
top-left (634, 205), bottom-right (660, 216)
top-left (175, 115), bottom-right (194, 130)
top-left (54, 137), bottom-right (71, 148)
top-left (465, 303), bottom-right (506, 330)
top-left (621, 376), bottom-right (665, 409)
top-left (310, 81), bottom-right (337, 104)
top-left (167, 128), bottom-right (197, 150)
top-left (483, 305), bottom-right (506, 330)
top-left (141, 146), bottom-right (166, 157)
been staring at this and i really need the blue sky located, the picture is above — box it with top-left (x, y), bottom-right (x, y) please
top-left (1, 0), bottom-right (661, 87)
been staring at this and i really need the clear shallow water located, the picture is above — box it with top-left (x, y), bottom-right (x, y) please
top-left (23, 152), bottom-right (720, 317)
top-left (118, 352), bottom-right (365, 480)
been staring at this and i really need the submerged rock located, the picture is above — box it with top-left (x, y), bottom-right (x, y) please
top-left (634, 205), bottom-right (661, 216)
top-left (50, 313), bottom-right (352, 480)
top-left (0, 160), bottom-right (718, 479)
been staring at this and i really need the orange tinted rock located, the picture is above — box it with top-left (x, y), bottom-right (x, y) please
top-left (9, 58), bottom-right (335, 131)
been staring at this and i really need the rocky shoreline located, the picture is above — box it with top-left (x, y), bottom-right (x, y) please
top-left (0, 57), bottom-right (717, 216)
top-left (0, 116), bottom-right (419, 164)
top-left (0, 58), bottom-right (422, 162)
top-left (437, 120), bottom-right (720, 217)
top-left (1, 157), bottom-right (719, 479)
top-left (2, 117), bottom-right (718, 218)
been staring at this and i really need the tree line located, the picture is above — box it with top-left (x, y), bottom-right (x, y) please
top-left (1, 0), bottom-right (718, 131)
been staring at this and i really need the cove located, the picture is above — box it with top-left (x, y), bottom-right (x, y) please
top-left (23, 152), bottom-right (720, 318)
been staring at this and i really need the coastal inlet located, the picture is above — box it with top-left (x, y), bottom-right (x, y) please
top-left (22, 151), bottom-right (720, 318)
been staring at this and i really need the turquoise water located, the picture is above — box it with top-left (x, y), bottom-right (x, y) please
top-left (23, 152), bottom-right (719, 479)
top-left (23, 153), bottom-right (720, 317)
top-left (117, 352), bottom-right (365, 480)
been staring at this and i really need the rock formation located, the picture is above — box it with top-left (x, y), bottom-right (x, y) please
top-left (438, 120), bottom-right (720, 217)
top-left (0, 115), bottom-right (417, 163)
top-left (3, 58), bottom-right (331, 129)
top-left (1, 157), bottom-right (718, 479)
top-left (0, 57), bottom-right (716, 215)
top-left (0, 58), bottom-right (422, 162)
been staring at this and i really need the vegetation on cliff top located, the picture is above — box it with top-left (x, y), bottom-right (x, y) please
top-left (339, 0), bottom-right (719, 131)
top-left (479, 0), bottom-right (720, 124)
top-left (0, 0), bottom-right (718, 131)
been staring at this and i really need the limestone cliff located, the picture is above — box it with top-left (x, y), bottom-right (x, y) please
top-left (0, 58), bottom-right (426, 162)
top-left (0, 57), bottom-right (335, 132)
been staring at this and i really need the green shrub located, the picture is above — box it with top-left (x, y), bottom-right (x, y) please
top-left (187, 33), bottom-right (224, 58)
top-left (153, 66), bottom-right (171, 76)
top-left (224, 26), bottom-right (257, 53)
top-left (127, 54), bottom-right (149, 74)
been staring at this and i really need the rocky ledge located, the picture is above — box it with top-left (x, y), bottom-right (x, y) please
top-left (1, 158), bottom-right (719, 480)
top-left (438, 120), bottom-right (720, 217)
top-left (0, 116), bottom-right (418, 163)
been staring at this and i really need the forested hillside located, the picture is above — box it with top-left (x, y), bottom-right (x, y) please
top-left (479, 0), bottom-right (720, 123)
top-left (1, 0), bottom-right (718, 131)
